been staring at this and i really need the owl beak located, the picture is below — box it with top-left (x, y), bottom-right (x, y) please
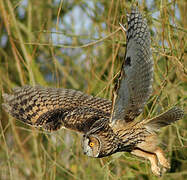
top-left (83, 151), bottom-right (86, 155)
top-left (83, 148), bottom-right (92, 157)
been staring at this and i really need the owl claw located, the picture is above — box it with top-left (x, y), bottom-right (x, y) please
top-left (153, 157), bottom-right (170, 176)
top-left (160, 161), bottom-right (170, 175)
top-left (161, 167), bottom-right (167, 174)
top-left (152, 165), bottom-right (162, 177)
top-left (155, 148), bottom-right (170, 170)
top-left (152, 161), bottom-right (171, 176)
top-left (161, 160), bottom-right (170, 170)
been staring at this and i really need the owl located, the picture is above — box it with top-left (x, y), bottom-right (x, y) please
top-left (2, 7), bottom-right (184, 176)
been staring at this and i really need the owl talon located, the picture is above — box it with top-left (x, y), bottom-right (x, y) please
top-left (162, 160), bottom-right (170, 170)
top-left (160, 162), bottom-right (170, 175)
top-left (155, 148), bottom-right (170, 170)
top-left (161, 167), bottom-right (167, 174)
top-left (152, 166), bottom-right (162, 177)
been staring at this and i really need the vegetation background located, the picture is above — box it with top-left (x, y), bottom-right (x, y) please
top-left (0, 0), bottom-right (186, 179)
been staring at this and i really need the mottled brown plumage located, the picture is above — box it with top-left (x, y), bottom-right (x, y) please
top-left (2, 6), bottom-right (184, 176)
top-left (3, 85), bottom-right (111, 132)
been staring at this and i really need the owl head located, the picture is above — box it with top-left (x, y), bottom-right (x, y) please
top-left (81, 119), bottom-right (119, 158)
top-left (82, 134), bottom-right (101, 157)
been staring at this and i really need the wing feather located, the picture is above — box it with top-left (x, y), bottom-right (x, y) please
top-left (2, 85), bottom-right (111, 133)
top-left (111, 7), bottom-right (153, 124)
top-left (144, 107), bottom-right (184, 131)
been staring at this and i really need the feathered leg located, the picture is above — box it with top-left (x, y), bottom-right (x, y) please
top-left (131, 134), bottom-right (171, 176)
top-left (154, 147), bottom-right (170, 170)
top-left (131, 148), bottom-right (161, 176)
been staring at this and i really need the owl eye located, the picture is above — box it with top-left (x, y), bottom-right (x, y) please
top-left (89, 142), bottom-right (94, 147)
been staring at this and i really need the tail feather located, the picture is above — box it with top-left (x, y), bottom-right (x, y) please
top-left (145, 107), bottom-right (184, 131)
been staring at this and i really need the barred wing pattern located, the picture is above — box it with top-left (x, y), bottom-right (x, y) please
top-left (111, 7), bottom-right (153, 123)
top-left (145, 107), bottom-right (184, 131)
top-left (2, 86), bottom-right (111, 132)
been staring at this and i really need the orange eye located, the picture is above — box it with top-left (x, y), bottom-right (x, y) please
top-left (89, 142), bottom-right (94, 147)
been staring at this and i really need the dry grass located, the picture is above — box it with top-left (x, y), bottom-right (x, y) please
top-left (0, 0), bottom-right (186, 179)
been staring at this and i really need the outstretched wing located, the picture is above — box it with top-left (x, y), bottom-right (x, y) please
top-left (110, 7), bottom-right (153, 124)
top-left (2, 85), bottom-right (111, 133)
top-left (144, 107), bottom-right (184, 131)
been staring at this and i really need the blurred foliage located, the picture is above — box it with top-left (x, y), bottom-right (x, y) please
top-left (0, 0), bottom-right (186, 179)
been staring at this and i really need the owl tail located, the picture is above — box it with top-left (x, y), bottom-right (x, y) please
top-left (144, 107), bottom-right (184, 131)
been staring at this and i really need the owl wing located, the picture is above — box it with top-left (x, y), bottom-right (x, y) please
top-left (2, 85), bottom-right (111, 133)
top-left (111, 7), bottom-right (153, 124)
top-left (144, 107), bottom-right (184, 131)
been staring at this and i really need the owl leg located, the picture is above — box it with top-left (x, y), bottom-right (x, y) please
top-left (131, 148), bottom-right (161, 176)
top-left (134, 135), bottom-right (170, 174)
top-left (154, 147), bottom-right (170, 170)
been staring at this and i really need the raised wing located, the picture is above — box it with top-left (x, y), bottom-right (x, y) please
top-left (111, 7), bottom-right (153, 124)
top-left (2, 86), bottom-right (111, 133)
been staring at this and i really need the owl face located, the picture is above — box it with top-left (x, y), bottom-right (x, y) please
top-left (82, 135), bottom-right (101, 157)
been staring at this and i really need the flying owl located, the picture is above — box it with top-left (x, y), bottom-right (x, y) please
top-left (2, 7), bottom-right (184, 176)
